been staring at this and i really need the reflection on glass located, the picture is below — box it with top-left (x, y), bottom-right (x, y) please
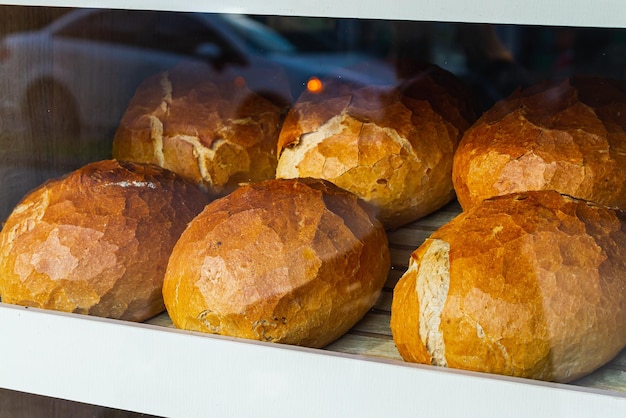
top-left (0, 6), bottom-right (624, 219)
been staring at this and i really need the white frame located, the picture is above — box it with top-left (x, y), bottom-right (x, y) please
top-left (2, 0), bottom-right (626, 27)
top-left (1, 1), bottom-right (625, 416)
top-left (1, 303), bottom-right (625, 417)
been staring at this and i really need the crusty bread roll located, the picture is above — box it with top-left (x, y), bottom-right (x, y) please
top-left (163, 177), bottom-right (390, 348)
top-left (112, 62), bottom-right (285, 198)
top-left (453, 76), bottom-right (626, 210)
top-left (0, 159), bottom-right (209, 321)
top-left (276, 65), bottom-right (476, 230)
top-left (390, 190), bottom-right (626, 382)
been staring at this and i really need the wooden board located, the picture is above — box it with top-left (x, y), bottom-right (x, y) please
top-left (145, 199), bottom-right (626, 394)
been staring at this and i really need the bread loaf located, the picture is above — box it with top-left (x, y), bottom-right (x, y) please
top-left (0, 159), bottom-right (209, 321)
top-left (390, 190), bottom-right (626, 382)
top-left (276, 65), bottom-right (476, 230)
top-left (112, 62), bottom-right (285, 198)
top-left (452, 76), bottom-right (626, 210)
top-left (163, 177), bottom-right (390, 348)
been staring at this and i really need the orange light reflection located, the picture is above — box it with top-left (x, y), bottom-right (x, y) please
top-left (306, 77), bottom-right (323, 94)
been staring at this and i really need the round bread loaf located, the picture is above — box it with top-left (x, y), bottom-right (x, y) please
top-left (452, 76), bottom-right (626, 210)
top-left (276, 65), bottom-right (476, 230)
top-left (390, 190), bottom-right (626, 383)
top-left (0, 159), bottom-right (209, 321)
top-left (112, 62), bottom-right (285, 198)
top-left (163, 177), bottom-right (390, 348)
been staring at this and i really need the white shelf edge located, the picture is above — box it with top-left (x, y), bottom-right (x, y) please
top-left (1, 0), bottom-right (626, 27)
top-left (0, 303), bottom-right (624, 417)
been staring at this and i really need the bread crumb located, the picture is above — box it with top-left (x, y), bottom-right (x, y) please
top-left (414, 238), bottom-right (450, 367)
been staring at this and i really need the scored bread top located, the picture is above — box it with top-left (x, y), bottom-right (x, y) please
top-left (113, 62), bottom-right (285, 198)
top-left (275, 67), bottom-right (477, 230)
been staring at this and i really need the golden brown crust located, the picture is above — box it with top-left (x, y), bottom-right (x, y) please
top-left (0, 159), bottom-right (209, 321)
top-left (276, 67), bottom-right (476, 230)
top-left (390, 190), bottom-right (626, 382)
top-left (112, 62), bottom-right (285, 198)
top-left (163, 177), bottom-right (390, 348)
top-left (452, 76), bottom-right (626, 210)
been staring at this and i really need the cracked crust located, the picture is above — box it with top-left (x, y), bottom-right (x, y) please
top-left (162, 178), bottom-right (390, 348)
top-left (276, 66), bottom-right (477, 230)
top-left (390, 190), bottom-right (626, 382)
top-left (112, 62), bottom-right (284, 198)
top-left (452, 76), bottom-right (626, 210)
top-left (0, 160), bottom-right (209, 321)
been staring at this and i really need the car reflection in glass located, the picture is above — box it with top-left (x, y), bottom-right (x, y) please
top-left (0, 8), bottom-right (397, 156)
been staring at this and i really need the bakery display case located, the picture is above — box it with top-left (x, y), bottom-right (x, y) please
top-left (1, 1), bottom-right (625, 416)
